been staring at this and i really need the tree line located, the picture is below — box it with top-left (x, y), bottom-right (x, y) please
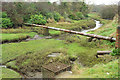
top-left (1, 2), bottom-right (89, 28)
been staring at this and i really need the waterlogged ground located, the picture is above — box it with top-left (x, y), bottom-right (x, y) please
top-left (2, 37), bottom-right (116, 78)
top-left (1, 18), bottom-right (118, 78)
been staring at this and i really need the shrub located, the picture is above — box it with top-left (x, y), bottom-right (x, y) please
top-left (46, 12), bottom-right (53, 19)
top-left (76, 12), bottom-right (85, 20)
top-left (100, 6), bottom-right (116, 20)
top-left (59, 17), bottom-right (65, 22)
top-left (29, 14), bottom-right (47, 25)
top-left (53, 12), bottom-right (61, 22)
top-left (0, 12), bottom-right (13, 28)
top-left (2, 12), bottom-right (7, 18)
top-left (47, 18), bottom-right (55, 23)
top-left (0, 18), bottom-right (13, 28)
top-left (68, 12), bottom-right (85, 20)
top-left (68, 13), bottom-right (76, 20)
top-left (111, 48), bottom-right (120, 56)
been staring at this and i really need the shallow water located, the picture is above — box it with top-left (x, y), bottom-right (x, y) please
top-left (0, 65), bottom-right (6, 68)
top-left (81, 20), bottom-right (103, 33)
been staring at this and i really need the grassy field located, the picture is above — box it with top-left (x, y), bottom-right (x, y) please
top-left (2, 37), bottom-right (116, 75)
top-left (1, 32), bottom-right (37, 43)
top-left (1, 14), bottom-right (119, 78)
top-left (2, 68), bottom-right (21, 78)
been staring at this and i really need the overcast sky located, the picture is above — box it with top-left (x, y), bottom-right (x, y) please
top-left (49, 0), bottom-right (119, 5)
top-left (1, 0), bottom-right (119, 5)
top-left (85, 0), bottom-right (119, 5)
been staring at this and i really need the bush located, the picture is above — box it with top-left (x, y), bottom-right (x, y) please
top-left (68, 12), bottom-right (85, 20)
top-left (2, 12), bottom-right (7, 18)
top-left (0, 12), bottom-right (13, 28)
top-left (1, 18), bottom-right (13, 28)
top-left (53, 12), bottom-right (61, 22)
top-left (68, 13), bottom-right (76, 20)
top-left (76, 12), bottom-right (85, 20)
top-left (59, 17), bottom-right (65, 22)
top-left (47, 18), bottom-right (55, 23)
top-left (29, 14), bottom-right (47, 25)
top-left (100, 6), bottom-right (115, 20)
top-left (46, 12), bottom-right (53, 19)
top-left (111, 48), bottom-right (120, 56)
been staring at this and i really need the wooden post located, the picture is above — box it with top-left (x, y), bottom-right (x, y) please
top-left (43, 28), bottom-right (49, 36)
top-left (118, 2), bottom-right (120, 24)
top-left (115, 26), bottom-right (120, 54)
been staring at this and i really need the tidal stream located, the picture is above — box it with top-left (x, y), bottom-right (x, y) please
top-left (1, 20), bottom-right (103, 78)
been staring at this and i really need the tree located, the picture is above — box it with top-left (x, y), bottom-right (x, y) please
top-left (2, 2), bottom-right (36, 27)
top-left (100, 5), bottom-right (116, 20)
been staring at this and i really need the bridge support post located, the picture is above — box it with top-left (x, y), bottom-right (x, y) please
top-left (115, 26), bottom-right (120, 54)
top-left (43, 28), bottom-right (49, 36)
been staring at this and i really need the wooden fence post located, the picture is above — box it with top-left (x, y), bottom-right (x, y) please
top-left (43, 28), bottom-right (49, 36)
top-left (115, 26), bottom-right (120, 54)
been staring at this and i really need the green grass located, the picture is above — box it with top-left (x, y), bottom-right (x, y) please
top-left (49, 30), bottom-right (61, 36)
top-left (70, 59), bottom-right (118, 78)
top-left (1, 32), bottom-right (37, 43)
top-left (2, 68), bottom-right (21, 78)
top-left (2, 38), bottom-right (115, 75)
top-left (90, 17), bottom-right (118, 38)
top-left (2, 28), bottom-right (32, 33)
top-left (46, 19), bottom-right (96, 31)
top-left (88, 13), bottom-right (111, 25)
top-left (88, 13), bottom-right (101, 20)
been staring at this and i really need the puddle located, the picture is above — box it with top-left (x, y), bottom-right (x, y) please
top-left (0, 65), bottom-right (7, 68)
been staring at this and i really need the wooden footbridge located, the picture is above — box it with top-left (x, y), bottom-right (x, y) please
top-left (24, 23), bottom-right (116, 42)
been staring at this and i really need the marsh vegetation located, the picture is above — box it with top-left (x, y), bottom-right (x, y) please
top-left (0, 1), bottom-right (119, 79)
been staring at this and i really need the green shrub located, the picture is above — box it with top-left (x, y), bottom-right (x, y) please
top-left (111, 48), bottom-right (120, 56)
top-left (68, 12), bottom-right (85, 20)
top-left (1, 18), bottom-right (13, 28)
top-left (46, 12), bottom-right (53, 19)
top-left (68, 13), bottom-right (76, 20)
top-left (47, 18), bottom-right (55, 23)
top-left (29, 14), bottom-right (47, 25)
top-left (2, 12), bottom-right (7, 18)
top-left (76, 12), bottom-right (85, 20)
top-left (59, 17), bottom-right (65, 22)
top-left (0, 12), bottom-right (13, 28)
top-left (53, 12), bottom-right (61, 22)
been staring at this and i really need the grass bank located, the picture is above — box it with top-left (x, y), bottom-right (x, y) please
top-left (1, 32), bottom-right (37, 43)
top-left (91, 17), bottom-right (118, 38)
top-left (59, 59), bottom-right (118, 78)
